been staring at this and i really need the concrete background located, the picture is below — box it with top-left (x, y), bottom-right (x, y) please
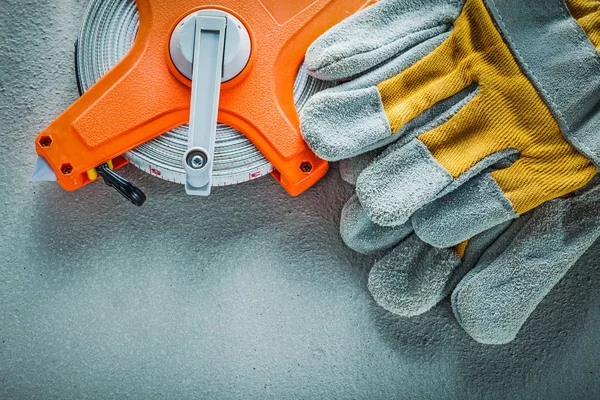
top-left (1, 0), bottom-right (599, 398)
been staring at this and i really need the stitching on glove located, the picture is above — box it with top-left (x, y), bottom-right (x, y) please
top-left (486, 0), bottom-right (600, 166)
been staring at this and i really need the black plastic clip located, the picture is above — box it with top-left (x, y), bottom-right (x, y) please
top-left (96, 164), bottom-right (147, 207)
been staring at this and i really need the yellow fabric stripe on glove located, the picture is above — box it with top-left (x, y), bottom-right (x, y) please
top-left (569, 0), bottom-right (600, 50)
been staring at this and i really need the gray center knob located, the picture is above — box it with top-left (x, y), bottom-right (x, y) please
top-left (170, 10), bottom-right (251, 82)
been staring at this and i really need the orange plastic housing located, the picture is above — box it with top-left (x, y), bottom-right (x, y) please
top-left (35, 0), bottom-right (372, 196)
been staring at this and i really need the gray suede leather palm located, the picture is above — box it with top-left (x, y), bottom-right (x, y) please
top-left (300, 0), bottom-right (600, 344)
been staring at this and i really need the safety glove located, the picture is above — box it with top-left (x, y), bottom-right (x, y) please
top-left (299, 0), bottom-right (600, 343)
top-left (340, 156), bottom-right (600, 344)
top-left (300, 0), bottom-right (600, 249)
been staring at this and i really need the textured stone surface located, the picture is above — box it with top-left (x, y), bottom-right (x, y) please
top-left (0, 1), bottom-right (599, 399)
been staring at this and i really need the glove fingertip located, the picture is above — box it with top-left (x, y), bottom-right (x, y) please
top-left (367, 237), bottom-right (461, 317)
top-left (451, 278), bottom-right (519, 345)
top-left (340, 195), bottom-right (412, 254)
top-left (300, 87), bottom-right (392, 162)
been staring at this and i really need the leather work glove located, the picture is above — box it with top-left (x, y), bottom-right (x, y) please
top-left (340, 156), bottom-right (600, 344)
top-left (299, 0), bottom-right (600, 343)
top-left (301, 0), bottom-right (600, 246)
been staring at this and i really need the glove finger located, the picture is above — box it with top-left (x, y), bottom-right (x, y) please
top-left (305, 0), bottom-right (463, 81)
top-left (412, 174), bottom-right (518, 248)
top-left (452, 178), bottom-right (600, 344)
top-left (339, 150), bottom-right (380, 185)
top-left (356, 139), bottom-right (451, 227)
top-left (367, 233), bottom-right (460, 317)
top-left (300, 86), bottom-right (394, 162)
top-left (301, 79), bottom-right (476, 161)
top-left (340, 195), bottom-right (412, 254)
top-left (368, 220), bottom-right (514, 318)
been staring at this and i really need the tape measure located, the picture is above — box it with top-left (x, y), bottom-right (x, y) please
top-left (34, 0), bottom-right (372, 204)
top-left (75, 0), bottom-right (335, 187)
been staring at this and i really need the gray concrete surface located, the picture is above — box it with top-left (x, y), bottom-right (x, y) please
top-left (1, 1), bottom-right (599, 399)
